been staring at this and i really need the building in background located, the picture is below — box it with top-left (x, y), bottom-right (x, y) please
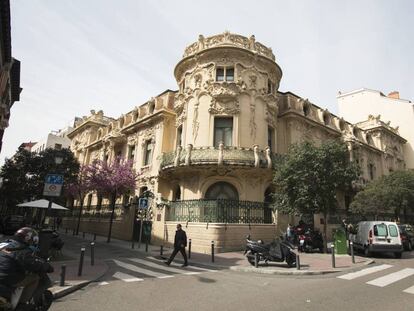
top-left (18, 141), bottom-right (36, 152)
top-left (63, 32), bottom-right (407, 252)
top-left (338, 89), bottom-right (414, 169)
top-left (0, 0), bottom-right (22, 153)
top-left (31, 126), bottom-right (73, 153)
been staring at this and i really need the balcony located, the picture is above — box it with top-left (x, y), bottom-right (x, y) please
top-left (160, 146), bottom-right (280, 171)
top-left (167, 199), bottom-right (273, 224)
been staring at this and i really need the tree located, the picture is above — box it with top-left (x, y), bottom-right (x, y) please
top-left (87, 158), bottom-right (137, 242)
top-left (272, 140), bottom-right (360, 250)
top-left (350, 170), bottom-right (414, 221)
top-left (65, 165), bottom-right (93, 235)
top-left (0, 147), bottom-right (79, 209)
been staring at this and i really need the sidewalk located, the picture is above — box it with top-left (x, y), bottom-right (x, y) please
top-left (57, 230), bottom-right (374, 276)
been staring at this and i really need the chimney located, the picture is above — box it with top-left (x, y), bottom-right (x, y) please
top-left (388, 91), bottom-right (400, 99)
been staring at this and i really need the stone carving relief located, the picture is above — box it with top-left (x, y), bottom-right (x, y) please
top-left (192, 102), bottom-right (200, 142)
top-left (249, 100), bottom-right (257, 140)
top-left (209, 98), bottom-right (240, 115)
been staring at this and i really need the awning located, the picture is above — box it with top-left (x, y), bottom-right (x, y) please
top-left (17, 199), bottom-right (69, 211)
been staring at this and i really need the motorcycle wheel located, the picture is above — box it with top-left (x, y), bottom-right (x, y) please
top-left (286, 255), bottom-right (296, 268)
top-left (246, 252), bottom-right (256, 266)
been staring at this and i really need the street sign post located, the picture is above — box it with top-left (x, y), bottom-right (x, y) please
top-left (43, 174), bottom-right (64, 197)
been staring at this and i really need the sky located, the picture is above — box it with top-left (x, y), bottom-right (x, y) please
top-left (2, 0), bottom-right (413, 164)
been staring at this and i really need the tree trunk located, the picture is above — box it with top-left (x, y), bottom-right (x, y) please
top-left (107, 192), bottom-right (117, 243)
top-left (323, 212), bottom-right (328, 253)
top-left (75, 199), bottom-right (84, 236)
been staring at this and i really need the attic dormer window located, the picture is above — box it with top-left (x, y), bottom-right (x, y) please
top-left (149, 102), bottom-right (155, 114)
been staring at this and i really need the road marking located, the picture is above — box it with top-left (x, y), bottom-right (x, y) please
top-left (113, 259), bottom-right (171, 278)
top-left (112, 272), bottom-right (143, 282)
top-left (127, 258), bottom-right (201, 275)
top-left (403, 285), bottom-right (414, 294)
top-left (147, 256), bottom-right (218, 272)
top-left (337, 264), bottom-right (393, 280)
top-left (366, 268), bottom-right (414, 287)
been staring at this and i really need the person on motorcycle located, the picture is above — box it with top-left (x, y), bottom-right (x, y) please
top-left (0, 227), bottom-right (54, 310)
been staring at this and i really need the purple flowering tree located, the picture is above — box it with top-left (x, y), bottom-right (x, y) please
top-left (66, 165), bottom-right (93, 235)
top-left (87, 158), bottom-right (137, 242)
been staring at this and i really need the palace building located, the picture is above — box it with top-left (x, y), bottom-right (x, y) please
top-left (64, 32), bottom-right (407, 252)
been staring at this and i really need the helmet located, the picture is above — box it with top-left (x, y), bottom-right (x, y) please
top-left (14, 227), bottom-right (39, 246)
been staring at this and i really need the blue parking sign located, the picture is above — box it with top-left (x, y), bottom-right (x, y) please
top-left (45, 174), bottom-right (64, 185)
top-left (139, 198), bottom-right (148, 209)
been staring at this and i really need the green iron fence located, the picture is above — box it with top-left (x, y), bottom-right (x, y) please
top-left (168, 199), bottom-right (273, 224)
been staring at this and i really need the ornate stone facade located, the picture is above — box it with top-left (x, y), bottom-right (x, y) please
top-left (66, 32), bottom-right (407, 251)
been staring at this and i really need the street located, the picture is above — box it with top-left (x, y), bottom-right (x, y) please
top-left (51, 246), bottom-right (414, 311)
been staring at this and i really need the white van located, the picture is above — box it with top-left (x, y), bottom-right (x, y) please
top-left (350, 221), bottom-right (403, 258)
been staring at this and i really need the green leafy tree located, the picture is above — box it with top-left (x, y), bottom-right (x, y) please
top-left (0, 147), bottom-right (80, 210)
top-left (350, 170), bottom-right (414, 221)
top-left (272, 140), bottom-right (360, 250)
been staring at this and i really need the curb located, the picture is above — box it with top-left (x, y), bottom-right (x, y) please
top-left (229, 259), bottom-right (375, 276)
top-left (52, 263), bottom-right (110, 300)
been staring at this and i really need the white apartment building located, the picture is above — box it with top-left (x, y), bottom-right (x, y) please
top-left (32, 126), bottom-right (73, 153)
top-left (338, 89), bottom-right (414, 169)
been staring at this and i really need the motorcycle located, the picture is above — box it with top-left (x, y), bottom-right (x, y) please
top-left (0, 257), bottom-right (54, 311)
top-left (298, 229), bottom-right (324, 253)
top-left (244, 235), bottom-right (297, 267)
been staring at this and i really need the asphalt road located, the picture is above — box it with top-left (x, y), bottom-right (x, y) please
top-left (51, 251), bottom-right (414, 311)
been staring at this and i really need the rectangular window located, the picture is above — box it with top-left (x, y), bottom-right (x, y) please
top-left (214, 117), bottom-right (233, 147)
top-left (177, 125), bottom-right (183, 147)
top-left (268, 127), bottom-right (274, 151)
top-left (216, 68), bottom-right (225, 82)
top-left (54, 143), bottom-right (62, 150)
top-left (143, 140), bottom-right (153, 166)
top-left (388, 225), bottom-right (398, 237)
top-left (226, 68), bottom-right (234, 81)
top-left (128, 145), bottom-right (135, 160)
top-left (368, 163), bottom-right (374, 180)
top-left (374, 224), bottom-right (387, 237)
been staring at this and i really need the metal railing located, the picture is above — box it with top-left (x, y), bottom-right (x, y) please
top-left (168, 199), bottom-right (273, 224)
top-left (63, 204), bottom-right (125, 220)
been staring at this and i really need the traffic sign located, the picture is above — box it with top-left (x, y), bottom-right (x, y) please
top-left (43, 174), bottom-right (64, 197)
top-left (139, 198), bottom-right (148, 209)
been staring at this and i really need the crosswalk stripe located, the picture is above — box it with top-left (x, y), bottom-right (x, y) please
top-left (113, 259), bottom-right (171, 278)
top-left (403, 285), bottom-right (414, 294)
top-left (147, 256), bottom-right (218, 272)
top-left (127, 258), bottom-right (201, 275)
top-left (337, 264), bottom-right (393, 280)
top-left (112, 272), bottom-right (143, 282)
top-left (366, 268), bottom-right (414, 287)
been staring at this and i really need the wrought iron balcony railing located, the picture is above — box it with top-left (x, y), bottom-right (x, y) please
top-left (168, 199), bottom-right (273, 224)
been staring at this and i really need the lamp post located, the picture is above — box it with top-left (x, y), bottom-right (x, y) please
top-left (42, 155), bottom-right (64, 227)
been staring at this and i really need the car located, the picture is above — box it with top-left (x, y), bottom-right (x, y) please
top-left (350, 221), bottom-right (403, 258)
top-left (0, 215), bottom-right (26, 235)
top-left (399, 224), bottom-right (414, 252)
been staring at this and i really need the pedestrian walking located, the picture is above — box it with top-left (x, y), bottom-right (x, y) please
top-left (165, 224), bottom-right (188, 267)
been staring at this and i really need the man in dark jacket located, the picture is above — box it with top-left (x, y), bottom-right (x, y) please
top-left (0, 227), bottom-right (53, 309)
top-left (165, 224), bottom-right (188, 267)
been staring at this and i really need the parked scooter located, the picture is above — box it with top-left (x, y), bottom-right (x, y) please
top-left (244, 235), bottom-right (297, 267)
top-left (298, 229), bottom-right (324, 253)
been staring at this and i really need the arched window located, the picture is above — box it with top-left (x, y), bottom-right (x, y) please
top-left (205, 182), bottom-right (239, 200)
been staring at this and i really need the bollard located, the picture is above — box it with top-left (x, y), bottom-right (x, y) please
top-left (211, 241), bottom-right (215, 263)
top-left (254, 252), bottom-right (258, 268)
top-left (296, 254), bottom-right (301, 270)
top-left (188, 239), bottom-right (192, 259)
top-left (131, 239), bottom-right (135, 249)
top-left (90, 242), bottom-right (95, 266)
top-left (65, 228), bottom-right (68, 234)
top-left (93, 233), bottom-right (97, 241)
top-left (350, 241), bottom-right (355, 264)
top-left (60, 264), bottom-right (66, 286)
top-left (160, 245), bottom-right (163, 256)
top-left (82, 232), bottom-right (85, 238)
top-left (78, 247), bottom-right (85, 276)
top-left (331, 243), bottom-right (336, 268)
top-left (145, 241), bottom-right (149, 253)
